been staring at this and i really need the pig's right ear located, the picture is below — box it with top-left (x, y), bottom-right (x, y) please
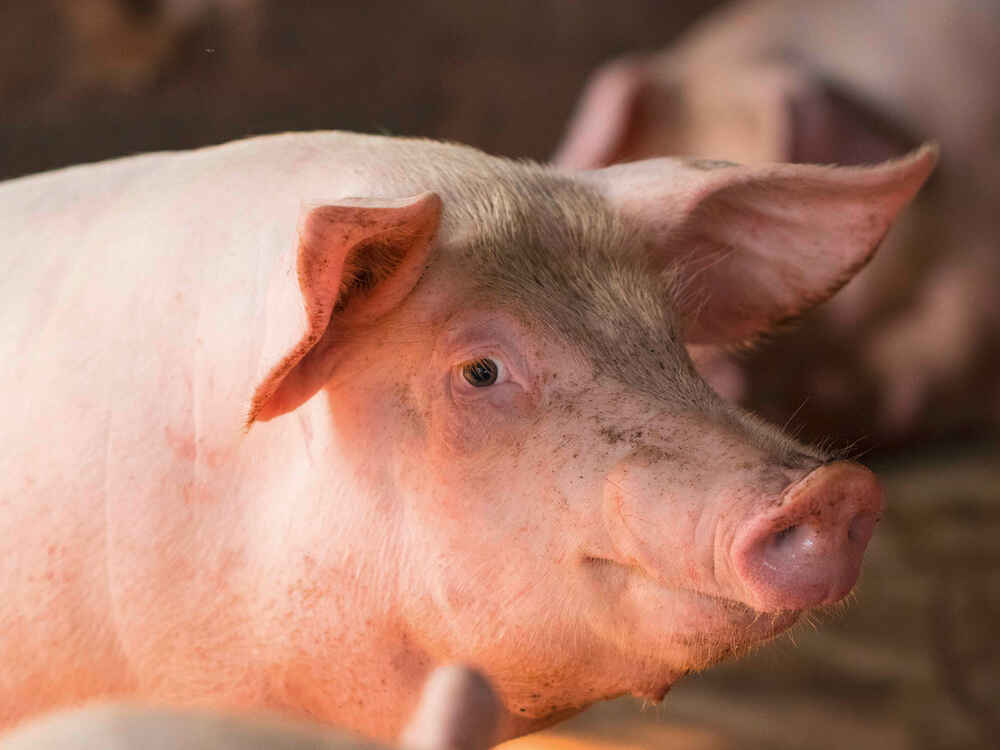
top-left (246, 193), bottom-right (441, 427)
top-left (587, 146), bottom-right (937, 346)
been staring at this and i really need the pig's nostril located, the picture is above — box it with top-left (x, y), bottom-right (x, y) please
top-left (762, 523), bottom-right (817, 569)
top-left (773, 525), bottom-right (797, 545)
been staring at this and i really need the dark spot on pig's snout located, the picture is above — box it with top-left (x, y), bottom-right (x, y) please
top-left (599, 425), bottom-right (626, 444)
top-left (761, 453), bottom-right (824, 501)
top-left (759, 464), bottom-right (794, 498)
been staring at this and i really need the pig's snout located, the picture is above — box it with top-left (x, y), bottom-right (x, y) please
top-left (733, 462), bottom-right (883, 612)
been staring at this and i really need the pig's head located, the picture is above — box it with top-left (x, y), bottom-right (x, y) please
top-left (553, 55), bottom-right (918, 170)
top-left (245, 141), bottom-right (935, 740)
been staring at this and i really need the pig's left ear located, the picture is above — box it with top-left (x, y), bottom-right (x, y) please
top-left (247, 193), bottom-right (441, 427)
top-left (587, 145), bottom-right (938, 345)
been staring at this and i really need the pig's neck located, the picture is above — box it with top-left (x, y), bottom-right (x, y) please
top-left (215, 406), bottom-right (427, 741)
top-left (267, 622), bottom-right (587, 744)
top-left (265, 613), bottom-right (433, 740)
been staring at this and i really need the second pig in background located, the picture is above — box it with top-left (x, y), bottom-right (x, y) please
top-left (556, 0), bottom-right (1000, 450)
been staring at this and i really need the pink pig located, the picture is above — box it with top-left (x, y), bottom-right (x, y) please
top-left (0, 132), bottom-right (934, 743)
top-left (555, 0), bottom-right (1000, 445)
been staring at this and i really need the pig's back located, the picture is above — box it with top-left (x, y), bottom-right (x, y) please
top-left (0, 149), bottom-right (198, 513)
top-left (1, 149), bottom-right (234, 500)
top-left (0, 151), bottom-right (196, 722)
top-left (0, 136), bottom-right (362, 711)
top-left (0, 135), bottom-right (351, 721)
top-left (0, 134), bottom-right (347, 475)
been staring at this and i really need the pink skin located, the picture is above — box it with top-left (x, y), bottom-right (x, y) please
top-left (554, 0), bottom-right (1000, 444)
top-left (319, 292), bottom-right (878, 707)
top-left (0, 133), bottom-right (932, 742)
top-left (731, 463), bottom-right (882, 612)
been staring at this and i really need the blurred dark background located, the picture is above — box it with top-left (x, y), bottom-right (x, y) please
top-left (2, 2), bottom-right (996, 750)
top-left (0, 0), bottom-right (721, 180)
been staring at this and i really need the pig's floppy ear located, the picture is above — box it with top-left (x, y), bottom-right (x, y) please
top-left (552, 56), bottom-right (653, 169)
top-left (588, 145), bottom-right (937, 345)
top-left (247, 192), bottom-right (441, 427)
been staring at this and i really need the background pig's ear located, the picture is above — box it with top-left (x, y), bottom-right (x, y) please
top-left (247, 192), bottom-right (441, 427)
top-left (554, 56), bottom-right (916, 172)
top-left (760, 63), bottom-right (918, 167)
top-left (551, 56), bottom-right (653, 169)
top-left (589, 145), bottom-right (937, 345)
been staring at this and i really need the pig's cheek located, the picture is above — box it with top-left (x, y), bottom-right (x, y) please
top-left (430, 385), bottom-right (535, 461)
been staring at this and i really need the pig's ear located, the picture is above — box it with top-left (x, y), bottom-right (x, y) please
top-left (553, 57), bottom-right (917, 171)
top-left (588, 145), bottom-right (937, 345)
top-left (552, 56), bottom-right (653, 169)
top-left (752, 62), bottom-right (918, 166)
top-left (247, 193), bottom-right (441, 427)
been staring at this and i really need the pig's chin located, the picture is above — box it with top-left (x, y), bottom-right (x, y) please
top-left (664, 590), bottom-right (802, 670)
top-left (587, 561), bottom-right (802, 683)
top-left (649, 591), bottom-right (802, 678)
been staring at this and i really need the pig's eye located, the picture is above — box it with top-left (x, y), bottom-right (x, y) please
top-left (461, 358), bottom-right (501, 387)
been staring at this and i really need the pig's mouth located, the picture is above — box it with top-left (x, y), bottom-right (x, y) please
top-left (620, 582), bottom-right (804, 703)
top-left (686, 591), bottom-right (803, 652)
top-left (647, 587), bottom-right (804, 679)
top-left (658, 580), bottom-right (805, 650)
top-left (584, 555), bottom-right (804, 667)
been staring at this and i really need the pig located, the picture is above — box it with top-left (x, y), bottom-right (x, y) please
top-left (555, 0), bottom-right (1000, 446)
top-left (0, 131), bottom-right (935, 743)
top-left (0, 665), bottom-right (498, 750)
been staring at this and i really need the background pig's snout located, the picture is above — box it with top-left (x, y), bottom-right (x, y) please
top-left (733, 462), bottom-right (884, 613)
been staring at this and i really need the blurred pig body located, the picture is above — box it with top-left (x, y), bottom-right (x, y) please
top-left (557, 0), bottom-right (1000, 444)
top-left (0, 133), bottom-right (932, 741)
